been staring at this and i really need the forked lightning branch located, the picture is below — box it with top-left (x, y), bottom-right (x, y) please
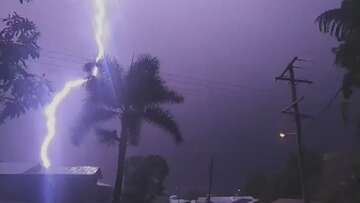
top-left (40, 0), bottom-right (106, 169)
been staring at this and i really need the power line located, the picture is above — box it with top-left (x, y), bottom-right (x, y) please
top-left (42, 61), bottom-right (270, 93)
top-left (316, 86), bottom-right (342, 116)
top-left (33, 51), bottom-right (290, 102)
top-left (42, 49), bottom-right (93, 61)
top-left (38, 50), bottom-right (275, 93)
top-left (35, 54), bottom-right (276, 95)
top-left (163, 75), bottom-right (273, 96)
top-left (163, 72), bottom-right (274, 94)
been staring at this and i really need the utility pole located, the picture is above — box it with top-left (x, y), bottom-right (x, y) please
top-left (206, 157), bottom-right (214, 203)
top-left (276, 57), bottom-right (312, 203)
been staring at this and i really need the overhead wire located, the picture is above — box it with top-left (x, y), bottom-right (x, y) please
top-left (35, 51), bottom-right (276, 98)
top-left (36, 50), bottom-right (352, 131)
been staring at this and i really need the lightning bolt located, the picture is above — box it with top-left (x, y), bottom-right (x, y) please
top-left (95, 0), bottom-right (105, 63)
top-left (40, 79), bottom-right (87, 168)
top-left (40, 0), bottom-right (107, 168)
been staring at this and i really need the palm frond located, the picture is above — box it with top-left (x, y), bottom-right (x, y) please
top-left (158, 88), bottom-right (184, 104)
top-left (143, 106), bottom-right (183, 144)
top-left (95, 128), bottom-right (119, 146)
top-left (71, 102), bottom-right (117, 145)
top-left (83, 58), bottom-right (124, 109)
top-left (126, 55), bottom-right (184, 106)
top-left (316, 8), bottom-right (351, 40)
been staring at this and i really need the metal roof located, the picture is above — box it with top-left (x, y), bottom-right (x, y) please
top-left (196, 196), bottom-right (258, 203)
top-left (0, 162), bottom-right (108, 203)
top-left (0, 162), bottom-right (101, 176)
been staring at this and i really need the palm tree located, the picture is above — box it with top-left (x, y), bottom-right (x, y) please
top-left (72, 55), bottom-right (184, 203)
top-left (316, 0), bottom-right (360, 41)
top-left (316, 0), bottom-right (360, 99)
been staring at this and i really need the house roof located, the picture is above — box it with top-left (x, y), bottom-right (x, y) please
top-left (0, 162), bottom-right (106, 203)
top-left (0, 162), bottom-right (102, 176)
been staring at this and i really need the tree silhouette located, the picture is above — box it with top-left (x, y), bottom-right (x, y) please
top-left (318, 153), bottom-right (360, 203)
top-left (122, 155), bottom-right (169, 203)
top-left (181, 189), bottom-right (206, 203)
top-left (316, 0), bottom-right (360, 99)
top-left (0, 12), bottom-right (51, 124)
top-left (72, 55), bottom-right (183, 203)
top-left (244, 152), bottom-right (323, 203)
top-left (316, 0), bottom-right (360, 41)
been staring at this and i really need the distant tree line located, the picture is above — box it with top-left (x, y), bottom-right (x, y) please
top-left (244, 151), bottom-right (360, 203)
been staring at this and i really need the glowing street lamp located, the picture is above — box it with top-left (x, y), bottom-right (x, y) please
top-left (279, 132), bottom-right (296, 139)
top-left (279, 132), bottom-right (286, 139)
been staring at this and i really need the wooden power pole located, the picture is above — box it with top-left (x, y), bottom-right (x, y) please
top-left (206, 157), bottom-right (214, 203)
top-left (276, 57), bottom-right (312, 203)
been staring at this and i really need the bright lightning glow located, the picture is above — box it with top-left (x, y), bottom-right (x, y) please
top-left (41, 79), bottom-right (87, 168)
top-left (95, 0), bottom-right (106, 63)
top-left (92, 65), bottom-right (99, 76)
top-left (40, 0), bottom-right (107, 168)
top-left (93, 0), bottom-right (107, 77)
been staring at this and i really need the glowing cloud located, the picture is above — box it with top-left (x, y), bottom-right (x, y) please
top-left (40, 0), bottom-right (107, 168)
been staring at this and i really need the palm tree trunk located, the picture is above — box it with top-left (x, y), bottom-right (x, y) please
top-left (112, 124), bottom-right (128, 203)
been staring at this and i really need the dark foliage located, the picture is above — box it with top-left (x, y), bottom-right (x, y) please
top-left (316, 0), bottom-right (360, 99)
top-left (244, 151), bottom-right (323, 203)
top-left (122, 155), bottom-right (169, 203)
top-left (73, 55), bottom-right (183, 145)
top-left (316, 0), bottom-right (360, 128)
top-left (181, 190), bottom-right (206, 202)
top-left (244, 174), bottom-right (272, 203)
top-left (316, 0), bottom-right (360, 41)
top-left (73, 55), bottom-right (183, 203)
top-left (317, 153), bottom-right (360, 203)
top-left (0, 12), bottom-right (51, 124)
top-left (94, 128), bottom-right (119, 146)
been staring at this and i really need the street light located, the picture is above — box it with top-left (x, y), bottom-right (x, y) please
top-left (279, 132), bottom-right (286, 139)
top-left (278, 130), bottom-right (308, 203)
top-left (279, 132), bottom-right (296, 139)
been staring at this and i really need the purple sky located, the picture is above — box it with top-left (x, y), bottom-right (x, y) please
top-left (0, 0), bottom-right (355, 194)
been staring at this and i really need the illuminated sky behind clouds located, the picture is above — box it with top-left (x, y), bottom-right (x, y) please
top-left (1, 0), bottom-right (353, 193)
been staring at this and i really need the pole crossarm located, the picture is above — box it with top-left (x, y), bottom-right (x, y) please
top-left (275, 56), bottom-right (312, 203)
top-left (275, 77), bottom-right (313, 84)
top-left (281, 96), bottom-right (305, 113)
top-left (278, 57), bottom-right (298, 78)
